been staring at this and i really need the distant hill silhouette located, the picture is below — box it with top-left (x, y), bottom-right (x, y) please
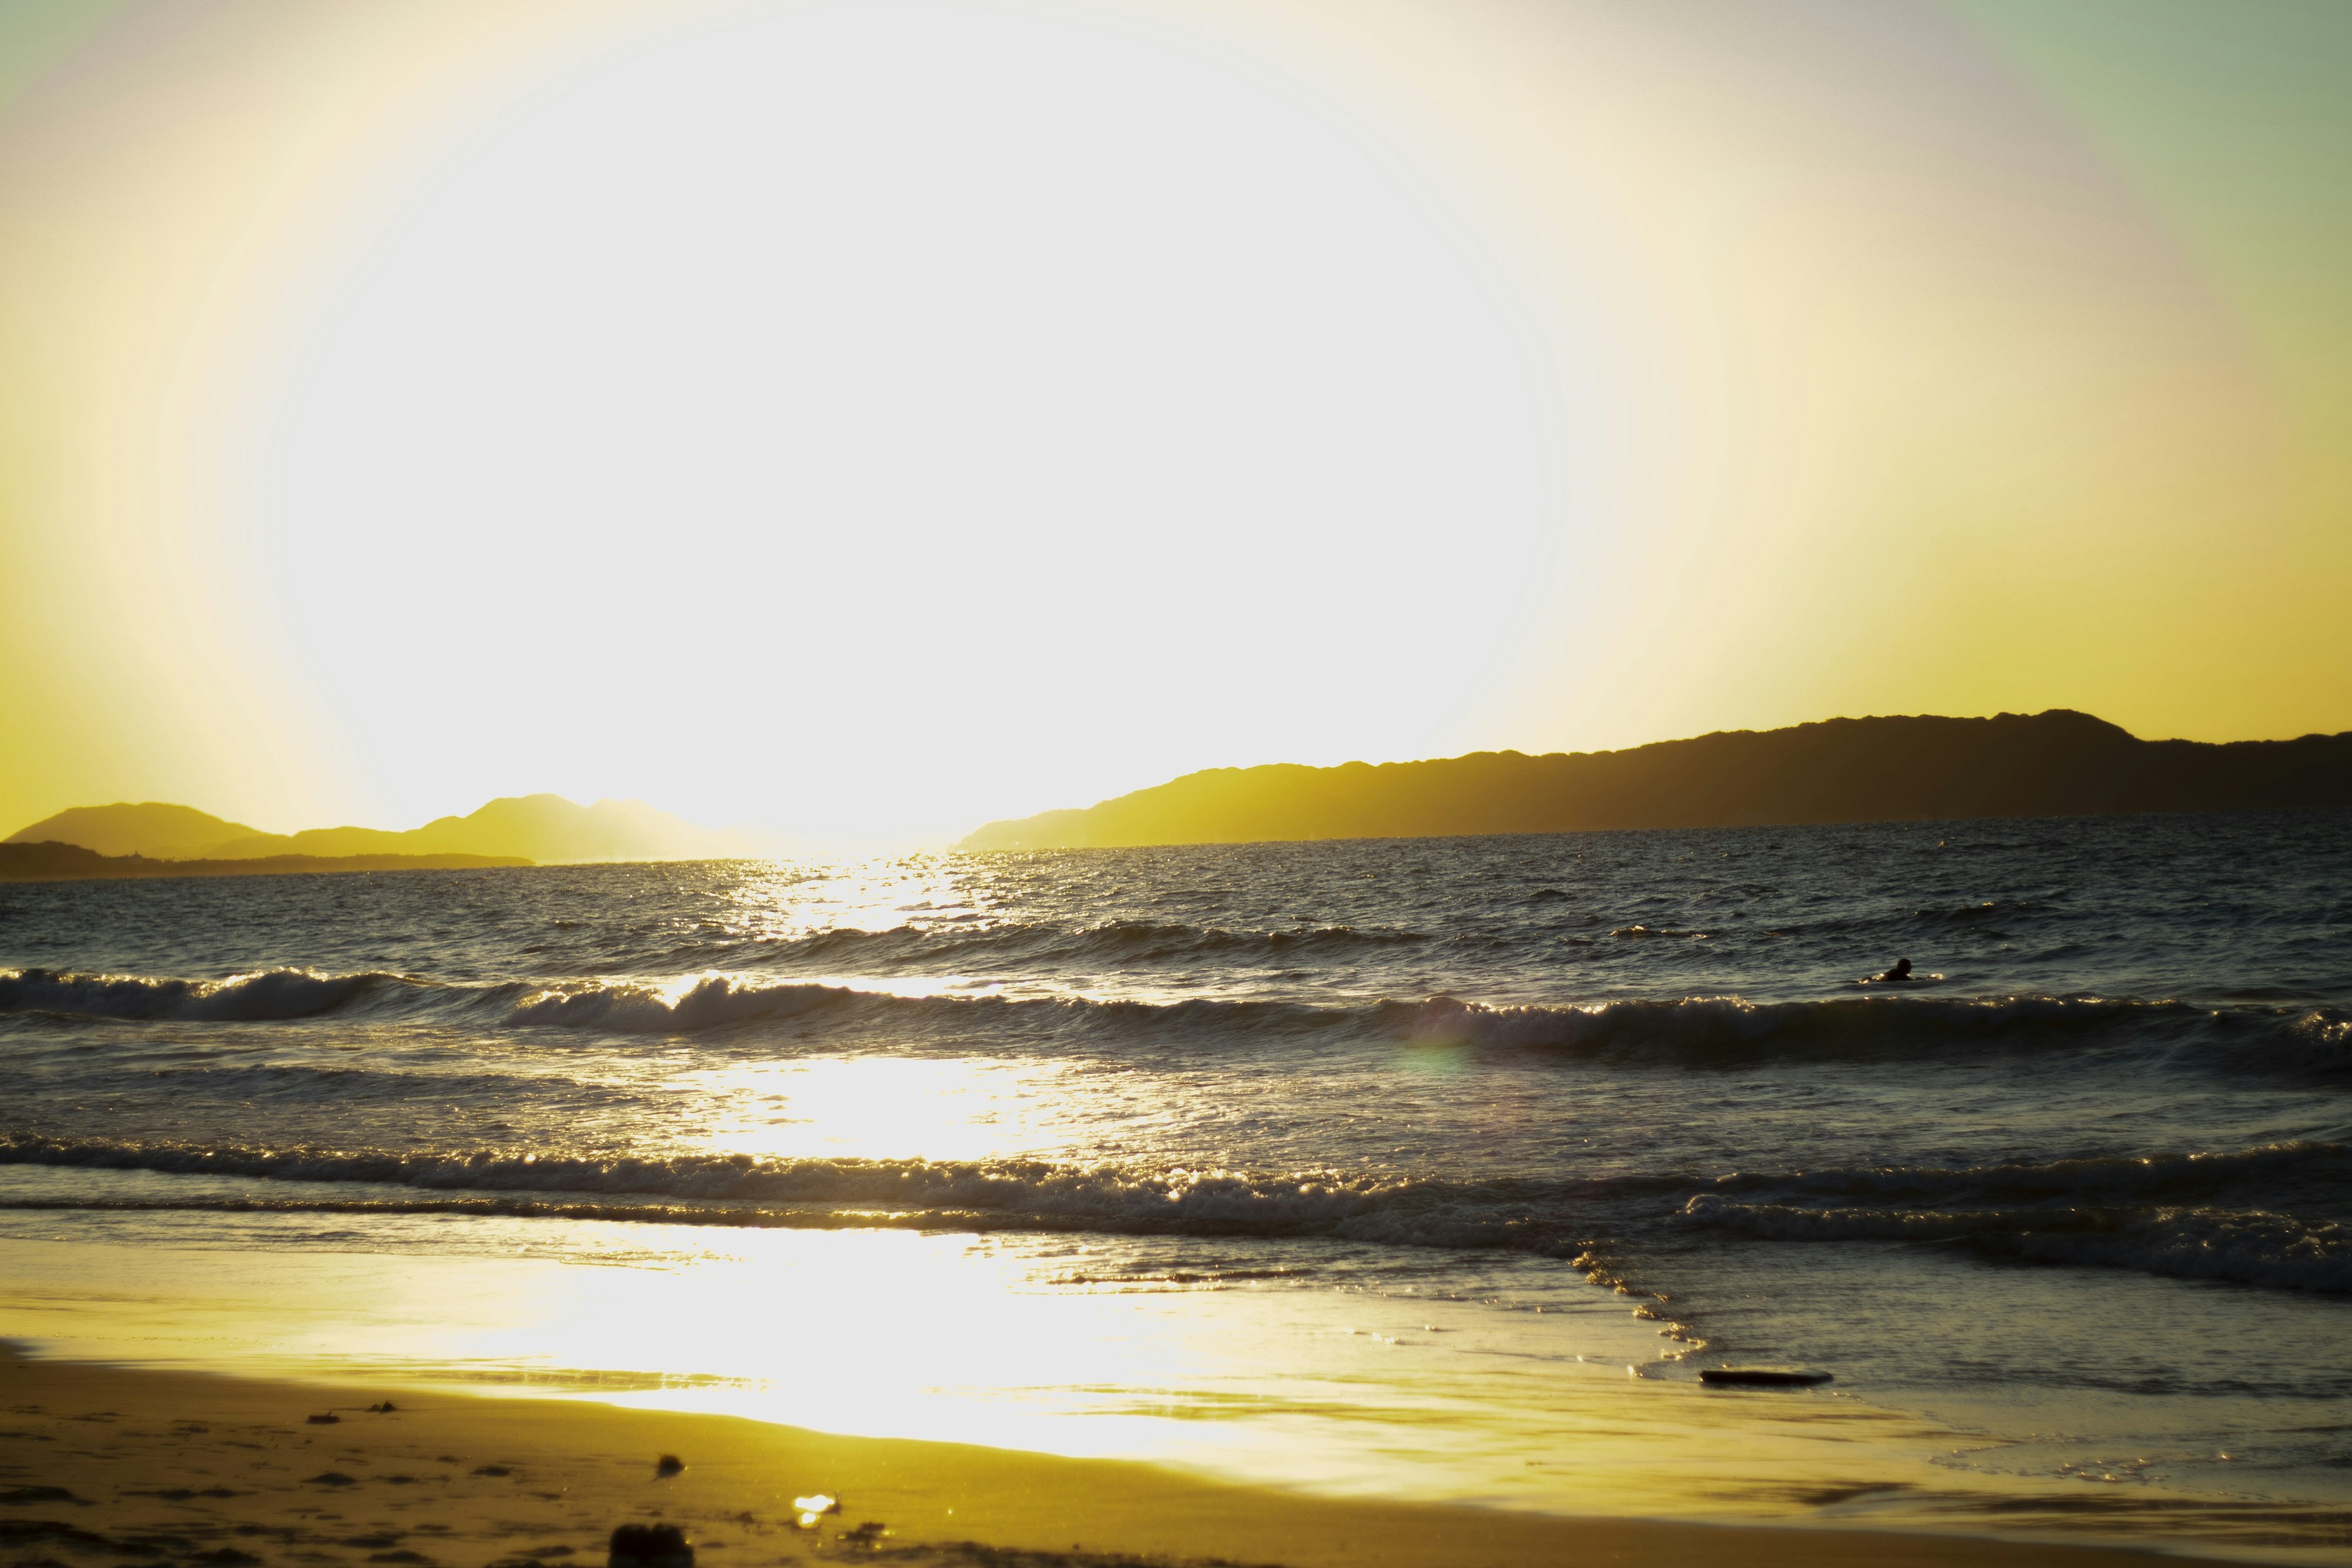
top-left (0, 842), bottom-right (530, 883)
top-left (9, 802), bottom-right (265, 859)
top-left (6, 793), bottom-right (747, 866)
top-left (959, 710), bottom-right (2352, 851)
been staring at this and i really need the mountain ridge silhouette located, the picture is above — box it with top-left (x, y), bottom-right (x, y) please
top-left (959, 710), bottom-right (2352, 851)
top-left (6, 793), bottom-right (744, 866)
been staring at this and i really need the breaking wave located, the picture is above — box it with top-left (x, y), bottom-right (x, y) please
top-left (4, 1131), bottom-right (2343, 1296)
top-left (496, 976), bottom-right (1357, 1038)
top-left (0, 967), bottom-right (400, 1022)
top-left (0, 965), bottom-right (1348, 1038)
top-left (4, 965), bottom-right (2345, 1071)
top-left (0, 1134), bottom-right (1598, 1256)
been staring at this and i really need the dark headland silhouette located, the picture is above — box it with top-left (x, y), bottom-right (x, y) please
top-left (959, 710), bottom-right (2352, 851)
top-left (3, 793), bottom-right (748, 881)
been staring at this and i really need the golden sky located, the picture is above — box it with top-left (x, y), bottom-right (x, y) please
top-left (2, 0), bottom-right (2346, 846)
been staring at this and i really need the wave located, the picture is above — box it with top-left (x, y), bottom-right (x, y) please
top-left (644, 919), bottom-right (1435, 975)
top-left (1393, 993), bottom-right (2352, 1070)
top-left (1682, 1194), bottom-right (2352, 1295)
top-left (6, 966), bottom-right (2344, 1071)
top-left (48, 1128), bottom-right (2308, 1224)
top-left (1700, 1139), bottom-right (2352, 1213)
top-left (0, 967), bottom-right (401, 1022)
top-left (498, 975), bottom-right (1367, 1039)
top-left (1673, 1139), bottom-right (2352, 1295)
top-left (0, 1135), bottom-right (1597, 1256)
top-left (4, 1131), bottom-right (2340, 1299)
top-left (0, 1189), bottom-right (1599, 1255)
top-left (502, 975), bottom-right (859, 1032)
top-left (0, 965), bottom-right (1347, 1038)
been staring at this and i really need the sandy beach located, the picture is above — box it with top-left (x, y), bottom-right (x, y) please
top-left (0, 1343), bottom-right (2234, 1568)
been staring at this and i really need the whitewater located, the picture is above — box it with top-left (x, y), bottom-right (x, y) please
top-left (2, 811), bottom-right (2348, 1557)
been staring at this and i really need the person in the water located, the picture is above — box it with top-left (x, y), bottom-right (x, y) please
top-left (1875, 957), bottom-right (1915, 983)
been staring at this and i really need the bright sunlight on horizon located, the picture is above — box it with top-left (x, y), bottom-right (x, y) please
top-left (2, 0), bottom-right (2348, 846)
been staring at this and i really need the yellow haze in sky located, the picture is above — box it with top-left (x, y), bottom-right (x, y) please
top-left (0, 0), bottom-right (2343, 845)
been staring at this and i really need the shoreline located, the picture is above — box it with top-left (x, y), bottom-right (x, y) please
top-left (0, 1343), bottom-right (2237, 1568)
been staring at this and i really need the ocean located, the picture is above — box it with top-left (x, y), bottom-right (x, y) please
top-left (3, 812), bottom-right (2348, 1559)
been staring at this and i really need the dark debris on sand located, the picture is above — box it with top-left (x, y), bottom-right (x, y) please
top-left (0, 1367), bottom-right (1297, 1568)
top-left (609, 1522), bottom-right (692, 1568)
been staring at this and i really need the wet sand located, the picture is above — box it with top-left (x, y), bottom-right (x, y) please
top-left (0, 1344), bottom-right (2221, 1568)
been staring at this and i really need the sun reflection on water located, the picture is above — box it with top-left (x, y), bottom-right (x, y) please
top-left (679, 1055), bottom-right (1082, 1164)
top-left (714, 856), bottom-right (997, 946)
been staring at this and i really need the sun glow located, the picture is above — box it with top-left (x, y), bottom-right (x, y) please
top-left (1, 0), bottom-right (2345, 840)
top-left (260, 1), bottom-right (1566, 846)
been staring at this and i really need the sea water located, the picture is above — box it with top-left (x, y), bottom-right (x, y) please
top-left (2, 813), bottom-right (2347, 1558)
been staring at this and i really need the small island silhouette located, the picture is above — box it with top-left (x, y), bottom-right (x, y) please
top-left (960, 710), bottom-right (2352, 851)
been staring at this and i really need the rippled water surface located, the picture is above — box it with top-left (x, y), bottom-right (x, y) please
top-left (3, 812), bottom-right (2348, 1558)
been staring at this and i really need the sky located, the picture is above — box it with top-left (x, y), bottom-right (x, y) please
top-left (1, 0), bottom-right (2346, 848)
